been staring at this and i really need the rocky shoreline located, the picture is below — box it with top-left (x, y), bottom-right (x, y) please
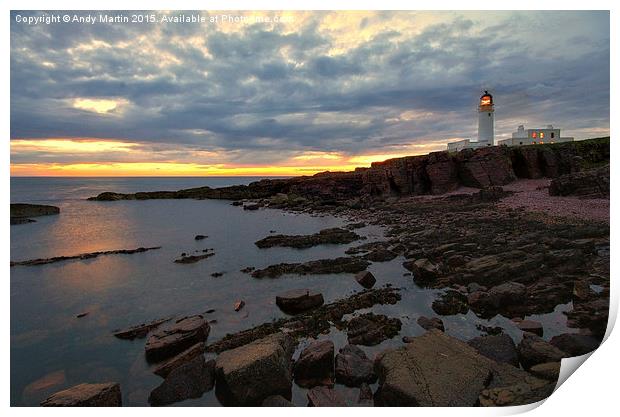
top-left (39, 139), bottom-right (609, 407)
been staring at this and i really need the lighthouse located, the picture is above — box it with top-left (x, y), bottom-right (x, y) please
top-left (477, 90), bottom-right (494, 145)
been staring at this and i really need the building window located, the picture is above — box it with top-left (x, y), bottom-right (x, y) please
top-left (531, 132), bottom-right (537, 138)
top-left (520, 142), bottom-right (523, 145)
top-left (551, 132), bottom-right (555, 138)
top-left (540, 132), bottom-right (545, 139)
top-left (488, 113), bottom-right (491, 117)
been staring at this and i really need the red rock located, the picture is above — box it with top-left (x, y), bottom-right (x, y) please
top-left (41, 382), bottom-right (121, 406)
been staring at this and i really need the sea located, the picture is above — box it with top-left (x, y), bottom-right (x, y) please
top-left (10, 177), bottom-right (576, 406)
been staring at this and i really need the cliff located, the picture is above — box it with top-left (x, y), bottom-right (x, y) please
top-left (88, 137), bottom-right (609, 202)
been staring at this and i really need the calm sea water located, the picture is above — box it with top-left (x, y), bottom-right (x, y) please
top-left (10, 177), bottom-right (575, 406)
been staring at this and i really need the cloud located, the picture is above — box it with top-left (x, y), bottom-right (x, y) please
top-left (10, 10), bottom-right (610, 171)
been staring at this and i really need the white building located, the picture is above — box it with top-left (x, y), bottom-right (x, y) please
top-left (497, 125), bottom-right (574, 147)
top-left (447, 91), bottom-right (495, 151)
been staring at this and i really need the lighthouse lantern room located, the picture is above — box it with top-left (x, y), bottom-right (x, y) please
top-left (477, 91), bottom-right (494, 144)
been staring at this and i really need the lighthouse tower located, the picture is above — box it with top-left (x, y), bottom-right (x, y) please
top-left (477, 90), bottom-right (495, 145)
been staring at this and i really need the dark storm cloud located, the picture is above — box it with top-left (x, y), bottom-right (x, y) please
top-left (10, 11), bottom-right (610, 164)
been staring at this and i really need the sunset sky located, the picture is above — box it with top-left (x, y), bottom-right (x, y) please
top-left (10, 10), bottom-right (610, 176)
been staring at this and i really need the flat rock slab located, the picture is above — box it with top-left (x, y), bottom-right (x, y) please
top-left (307, 386), bottom-right (347, 407)
top-left (549, 333), bottom-right (600, 356)
top-left (294, 340), bottom-right (334, 387)
top-left (145, 315), bottom-right (210, 362)
top-left (255, 227), bottom-right (361, 249)
top-left (346, 313), bottom-right (401, 346)
top-left (354, 271), bottom-right (376, 289)
top-left (153, 342), bottom-right (206, 377)
top-left (517, 319), bottom-right (544, 336)
top-left (335, 344), bottom-right (376, 387)
top-left (252, 257), bottom-right (370, 278)
top-left (276, 289), bottom-right (324, 314)
top-left (262, 395), bottom-right (295, 406)
top-left (215, 332), bottom-right (295, 405)
top-left (375, 330), bottom-right (550, 407)
top-left (149, 356), bottom-right (215, 406)
top-left (467, 333), bottom-right (519, 367)
top-left (417, 316), bottom-right (445, 332)
top-left (517, 333), bottom-right (567, 370)
top-left (113, 317), bottom-right (172, 340)
top-left (41, 382), bottom-right (121, 406)
top-left (529, 362), bottom-right (561, 381)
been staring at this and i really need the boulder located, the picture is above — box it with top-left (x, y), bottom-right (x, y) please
top-left (402, 258), bottom-right (440, 284)
top-left (416, 316), bottom-right (445, 332)
top-left (215, 332), bottom-right (295, 405)
top-left (516, 320), bottom-right (544, 337)
top-left (529, 362), bottom-right (561, 381)
top-left (145, 315), bottom-right (210, 362)
top-left (549, 333), bottom-right (600, 356)
top-left (153, 342), bottom-right (206, 377)
top-left (357, 383), bottom-right (374, 406)
top-left (467, 333), bottom-right (519, 366)
top-left (307, 386), bottom-right (347, 407)
top-left (432, 290), bottom-right (469, 315)
top-left (149, 356), bottom-right (215, 406)
top-left (255, 228), bottom-right (361, 249)
top-left (293, 340), bottom-right (334, 387)
top-left (517, 333), bottom-right (567, 370)
top-left (346, 313), bottom-right (402, 346)
top-left (252, 257), bottom-right (370, 278)
top-left (487, 282), bottom-right (527, 307)
top-left (262, 395), bottom-right (295, 406)
top-left (374, 330), bottom-right (549, 406)
top-left (363, 249), bottom-right (397, 262)
top-left (354, 271), bottom-right (376, 289)
top-left (41, 382), bottom-right (121, 406)
top-left (276, 289), bottom-right (324, 314)
top-left (549, 165), bottom-right (609, 197)
top-left (335, 344), bottom-right (376, 386)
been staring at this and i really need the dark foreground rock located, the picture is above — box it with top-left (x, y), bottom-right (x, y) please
top-left (41, 382), bottom-right (121, 406)
top-left (11, 246), bottom-right (161, 267)
top-left (11, 203), bottom-right (60, 225)
top-left (293, 340), bottom-right (334, 387)
top-left (145, 315), bottom-right (210, 362)
top-left (206, 287), bottom-right (401, 353)
top-left (113, 317), bottom-right (172, 340)
top-left (467, 333), bottom-right (519, 367)
top-left (215, 333), bottom-right (295, 405)
top-left (262, 395), bottom-right (295, 406)
top-left (251, 257), bottom-right (370, 278)
top-left (549, 165), bottom-right (609, 197)
top-left (276, 289), bottom-right (324, 314)
top-left (549, 333), bottom-right (600, 356)
top-left (335, 344), bottom-right (376, 387)
top-left (346, 313), bottom-right (402, 346)
top-left (255, 227), bottom-right (361, 249)
top-left (416, 316), bottom-right (445, 332)
top-left (149, 356), bottom-right (215, 406)
top-left (153, 342), bottom-right (206, 377)
top-left (307, 386), bottom-right (347, 407)
top-left (174, 252), bottom-right (214, 264)
top-left (354, 271), bottom-right (376, 288)
top-left (517, 333), bottom-right (567, 370)
top-left (529, 362), bottom-right (561, 381)
top-left (375, 330), bottom-right (551, 407)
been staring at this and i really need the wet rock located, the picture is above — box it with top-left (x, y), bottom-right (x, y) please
top-left (252, 257), bottom-right (370, 278)
top-left (194, 234), bottom-right (208, 240)
top-left (416, 316), bottom-right (445, 332)
top-left (240, 266), bottom-right (255, 273)
top-left (234, 300), bottom-right (245, 312)
top-left (215, 333), bottom-right (295, 405)
top-left (243, 203), bottom-right (261, 211)
top-left (354, 271), bottom-right (376, 289)
top-left (255, 227), bottom-right (361, 249)
top-left (307, 386), bottom-right (347, 407)
top-left (432, 290), bottom-right (469, 315)
top-left (487, 282), bottom-right (527, 307)
top-left (293, 340), bottom-right (334, 387)
top-left (529, 362), bottom-right (560, 381)
top-left (41, 382), bottom-right (121, 406)
top-left (211, 272), bottom-right (224, 277)
top-left (153, 342), bottom-right (206, 378)
top-left (549, 165), bottom-right (609, 197)
top-left (335, 344), bottom-right (376, 386)
top-left (76, 312), bottom-right (89, 318)
top-left (11, 203), bottom-right (59, 225)
top-left (262, 395), bottom-right (295, 406)
top-left (12, 246), bottom-right (161, 267)
top-left (517, 333), bottom-right (567, 370)
top-left (375, 330), bottom-right (549, 406)
top-left (145, 315), bottom-right (210, 362)
top-left (346, 313), bottom-right (402, 346)
top-left (573, 280), bottom-right (595, 301)
top-left (478, 381), bottom-right (555, 407)
top-left (467, 283), bottom-right (487, 293)
top-left (549, 333), bottom-right (600, 356)
top-left (113, 317), bottom-right (172, 340)
top-left (357, 383), bottom-right (373, 406)
top-left (149, 356), bottom-right (215, 406)
top-left (276, 289), bottom-right (324, 314)
top-left (516, 320), bottom-right (544, 337)
top-left (174, 252), bottom-right (214, 264)
top-left (363, 249), bottom-right (397, 262)
top-left (402, 258), bottom-right (440, 284)
top-left (467, 333), bottom-right (519, 367)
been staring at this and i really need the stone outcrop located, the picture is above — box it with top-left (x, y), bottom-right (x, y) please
top-left (262, 395), bottom-right (295, 406)
top-left (416, 316), bottom-right (445, 332)
top-left (113, 317), bottom-right (171, 340)
top-left (293, 340), bottom-right (334, 387)
top-left (549, 165), bottom-right (609, 198)
top-left (11, 246), bottom-right (161, 267)
top-left (346, 313), bottom-right (402, 345)
top-left (215, 333), bottom-right (295, 405)
top-left (149, 356), bottom-right (215, 406)
top-left (145, 315), bottom-right (210, 362)
top-left (255, 228), bottom-right (361, 249)
top-left (374, 330), bottom-right (551, 407)
top-left (354, 271), bottom-right (376, 288)
top-left (549, 333), bottom-right (600, 356)
top-left (41, 382), bottom-right (122, 406)
top-left (251, 257), bottom-right (370, 278)
top-left (307, 386), bottom-right (347, 407)
top-left (275, 289), bottom-right (324, 314)
top-left (517, 333), bottom-right (567, 370)
top-left (153, 342), bottom-right (206, 377)
top-left (11, 203), bottom-right (59, 224)
top-left (335, 344), bottom-right (376, 387)
top-left (467, 333), bottom-right (519, 366)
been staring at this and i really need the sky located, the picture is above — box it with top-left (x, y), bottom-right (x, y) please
top-left (10, 10), bottom-right (610, 176)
